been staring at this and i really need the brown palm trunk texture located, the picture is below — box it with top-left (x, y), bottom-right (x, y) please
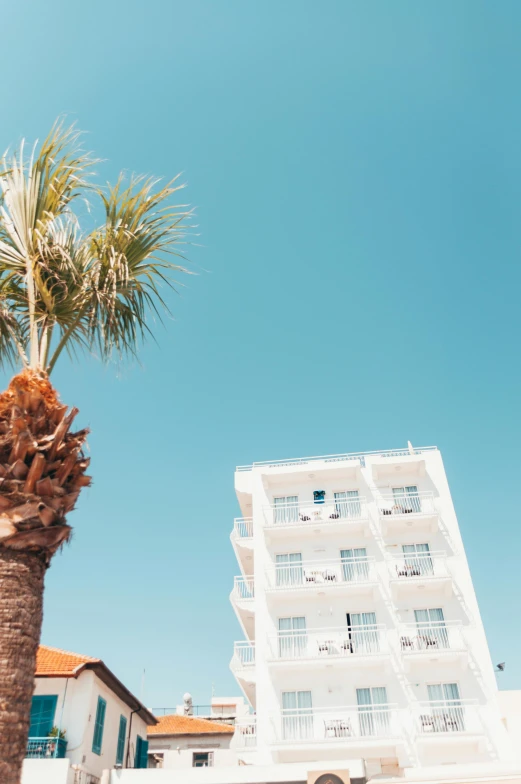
top-left (0, 371), bottom-right (90, 783)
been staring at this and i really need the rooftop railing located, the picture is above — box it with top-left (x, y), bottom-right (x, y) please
top-left (263, 497), bottom-right (368, 528)
top-left (26, 737), bottom-right (67, 759)
top-left (399, 621), bottom-right (465, 654)
top-left (236, 446), bottom-right (437, 472)
top-left (271, 704), bottom-right (401, 744)
top-left (268, 625), bottom-right (387, 661)
top-left (266, 556), bottom-right (377, 591)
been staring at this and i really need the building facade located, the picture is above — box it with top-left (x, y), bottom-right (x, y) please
top-left (147, 714), bottom-right (236, 770)
top-left (230, 444), bottom-right (515, 775)
top-left (22, 645), bottom-right (156, 784)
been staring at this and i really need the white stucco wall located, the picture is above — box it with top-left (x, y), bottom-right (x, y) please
top-left (149, 732), bottom-right (234, 769)
top-left (33, 670), bottom-right (149, 778)
top-left (21, 758), bottom-right (70, 784)
top-left (499, 690), bottom-right (521, 761)
top-left (231, 448), bottom-right (516, 769)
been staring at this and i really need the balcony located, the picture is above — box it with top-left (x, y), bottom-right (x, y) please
top-left (230, 640), bottom-right (255, 674)
top-left (230, 577), bottom-right (255, 639)
top-left (270, 705), bottom-right (402, 752)
top-left (267, 625), bottom-right (389, 669)
top-left (230, 518), bottom-right (254, 576)
top-left (415, 701), bottom-right (484, 743)
top-left (234, 718), bottom-right (257, 749)
top-left (377, 492), bottom-right (438, 534)
top-left (388, 552), bottom-right (451, 597)
top-left (263, 497), bottom-right (370, 538)
top-left (266, 556), bottom-right (378, 599)
top-left (399, 622), bottom-right (467, 667)
top-left (26, 737), bottom-right (67, 759)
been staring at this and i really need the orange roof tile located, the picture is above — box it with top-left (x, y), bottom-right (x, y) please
top-left (148, 714), bottom-right (235, 736)
top-left (36, 645), bottom-right (99, 676)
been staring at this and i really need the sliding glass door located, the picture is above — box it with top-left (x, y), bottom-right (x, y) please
top-left (341, 547), bottom-right (369, 582)
top-left (278, 617), bottom-right (306, 659)
top-left (273, 496), bottom-right (299, 525)
top-left (282, 691), bottom-right (313, 740)
top-left (356, 687), bottom-right (389, 736)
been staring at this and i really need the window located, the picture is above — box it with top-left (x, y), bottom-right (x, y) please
top-left (427, 683), bottom-right (464, 731)
top-left (135, 735), bottom-right (149, 768)
top-left (340, 547), bottom-right (369, 581)
top-left (414, 608), bottom-right (448, 648)
top-left (356, 687), bottom-right (389, 736)
top-left (116, 715), bottom-right (127, 766)
top-left (275, 552), bottom-right (303, 586)
top-left (392, 485), bottom-right (420, 512)
top-left (402, 543), bottom-right (433, 576)
top-left (278, 616), bottom-right (306, 658)
top-left (92, 696), bottom-right (107, 755)
top-left (193, 752), bottom-right (214, 767)
top-left (282, 691), bottom-right (313, 740)
top-left (273, 495), bottom-right (299, 524)
top-left (334, 490), bottom-right (361, 518)
top-left (29, 695), bottom-right (57, 737)
top-left (347, 612), bottom-right (379, 653)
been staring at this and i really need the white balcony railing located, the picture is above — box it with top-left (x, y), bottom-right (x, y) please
top-left (266, 557), bottom-right (376, 591)
top-left (377, 491), bottom-right (436, 517)
top-left (399, 622), bottom-right (465, 654)
top-left (268, 625), bottom-right (387, 661)
top-left (231, 642), bottom-right (255, 671)
top-left (416, 701), bottom-right (482, 736)
top-left (234, 718), bottom-right (257, 748)
top-left (263, 498), bottom-right (368, 528)
top-left (233, 518), bottom-right (253, 539)
top-left (271, 704), bottom-right (401, 744)
top-left (233, 576), bottom-right (255, 600)
top-left (388, 551), bottom-right (448, 581)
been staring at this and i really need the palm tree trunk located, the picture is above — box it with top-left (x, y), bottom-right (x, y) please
top-left (0, 550), bottom-right (46, 784)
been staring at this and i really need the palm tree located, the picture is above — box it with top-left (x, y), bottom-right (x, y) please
top-left (0, 122), bottom-right (192, 783)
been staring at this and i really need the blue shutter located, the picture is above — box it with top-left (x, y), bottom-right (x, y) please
top-left (116, 715), bottom-right (127, 765)
top-left (135, 735), bottom-right (149, 768)
top-left (92, 697), bottom-right (107, 755)
top-left (29, 696), bottom-right (58, 737)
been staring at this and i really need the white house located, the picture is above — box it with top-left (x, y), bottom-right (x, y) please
top-left (230, 444), bottom-right (517, 776)
top-left (22, 644), bottom-right (157, 784)
top-left (147, 713), bottom-right (236, 770)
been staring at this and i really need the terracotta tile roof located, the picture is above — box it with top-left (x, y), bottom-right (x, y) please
top-left (148, 714), bottom-right (235, 736)
top-left (36, 645), bottom-right (99, 676)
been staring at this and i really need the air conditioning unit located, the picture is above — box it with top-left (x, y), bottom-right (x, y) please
top-left (307, 771), bottom-right (351, 784)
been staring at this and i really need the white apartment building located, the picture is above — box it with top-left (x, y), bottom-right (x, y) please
top-left (229, 444), bottom-right (516, 776)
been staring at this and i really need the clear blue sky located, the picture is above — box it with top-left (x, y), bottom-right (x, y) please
top-left (2, 1), bottom-right (520, 708)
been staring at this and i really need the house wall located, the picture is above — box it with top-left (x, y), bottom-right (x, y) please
top-left (148, 732), bottom-right (235, 770)
top-left (21, 758), bottom-right (70, 784)
top-left (33, 671), bottom-right (149, 778)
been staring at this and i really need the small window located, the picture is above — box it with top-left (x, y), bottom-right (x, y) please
top-left (116, 715), bottom-right (127, 765)
top-left (92, 696), bottom-right (107, 755)
top-left (193, 751), bottom-right (214, 767)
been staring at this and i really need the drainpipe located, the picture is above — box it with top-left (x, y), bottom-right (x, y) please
top-left (125, 709), bottom-right (140, 768)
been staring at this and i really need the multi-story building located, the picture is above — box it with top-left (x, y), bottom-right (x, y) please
top-left (230, 444), bottom-right (515, 776)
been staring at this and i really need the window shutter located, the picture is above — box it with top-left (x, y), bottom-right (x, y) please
top-left (29, 695), bottom-right (58, 737)
top-left (116, 715), bottom-right (127, 765)
top-left (92, 697), bottom-right (107, 755)
top-left (135, 735), bottom-right (149, 768)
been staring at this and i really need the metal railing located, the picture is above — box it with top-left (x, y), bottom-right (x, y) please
top-left (26, 737), bottom-right (67, 759)
top-left (400, 622), bottom-right (464, 653)
top-left (237, 446), bottom-right (437, 471)
top-left (272, 704), bottom-right (400, 743)
top-left (388, 551), bottom-right (448, 581)
top-left (231, 641), bottom-right (256, 670)
top-left (233, 518), bottom-right (253, 538)
top-left (263, 498), bottom-right (368, 527)
top-left (233, 576), bottom-right (255, 600)
top-left (269, 625), bottom-right (387, 660)
top-left (234, 719), bottom-right (257, 748)
top-left (377, 491), bottom-right (436, 517)
top-left (416, 700), bottom-right (481, 735)
top-left (267, 557), bottom-right (376, 590)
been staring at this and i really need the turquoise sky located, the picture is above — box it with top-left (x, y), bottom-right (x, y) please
top-left (2, 1), bottom-right (520, 707)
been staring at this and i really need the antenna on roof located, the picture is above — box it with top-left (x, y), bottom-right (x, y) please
top-left (140, 669), bottom-right (146, 702)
